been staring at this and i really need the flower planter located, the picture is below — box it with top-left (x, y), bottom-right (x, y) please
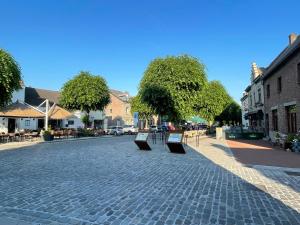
top-left (42, 134), bottom-right (54, 141)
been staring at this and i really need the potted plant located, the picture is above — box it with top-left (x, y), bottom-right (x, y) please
top-left (41, 130), bottom-right (54, 141)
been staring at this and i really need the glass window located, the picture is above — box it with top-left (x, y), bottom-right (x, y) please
top-left (286, 105), bottom-right (297, 133)
top-left (258, 88), bottom-right (261, 103)
top-left (267, 84), bottom-right (270, 98)
top-left (68, 120), bottom-right (74, 125)
top-left (272, 110), bottom-right (278, 131)
top-left (277, 77), bottom-right (282, 93)
top-left (25, 120), bottom-right (30, 127)
top-left (297, 63), bottom-right (300, 84)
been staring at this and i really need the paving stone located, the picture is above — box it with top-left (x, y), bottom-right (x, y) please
top-left (0, 136), bottom-right (299, 225)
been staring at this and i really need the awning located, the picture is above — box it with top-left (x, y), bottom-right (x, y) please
top-left (0, 102), bottom-right (44, 118)
top-left (187, 116), bottom-right (208, 124)
top-left (48, 105), bottom-right (73, 120)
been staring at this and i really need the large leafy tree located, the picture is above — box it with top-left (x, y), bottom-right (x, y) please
top-left (0, 49), bottom-right (22, 107)
top-left (196, 80), bottom-right (232, 122)
top-left (215, 101), bottom-right (242, 125)
top-left (139, 55), bottom-right (207, 122)
top-left (60, 71), bottom-right (110, 126)
top-left (130, 94), bottom-right (154, 121)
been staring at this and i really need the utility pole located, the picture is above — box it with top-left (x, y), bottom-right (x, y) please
top-left (45, 99), bottom-right (49, 131)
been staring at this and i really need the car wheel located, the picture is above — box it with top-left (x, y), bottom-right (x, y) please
top-left (128, 131), bottom-right (132, 135)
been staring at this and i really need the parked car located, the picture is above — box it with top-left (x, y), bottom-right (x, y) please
top-left (123, 125), bottom-right (138, 134)
top-left (107, 126), bottom-right (124, 135)
top-left (150, 125), bottom-right (158, 132)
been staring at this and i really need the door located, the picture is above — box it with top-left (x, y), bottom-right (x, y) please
top-left (265, 114), bottom-right (269, 137)
top-left (38, 119), bottom-right (45, 129)
top-left (8, 118), bottom-right (16, 133)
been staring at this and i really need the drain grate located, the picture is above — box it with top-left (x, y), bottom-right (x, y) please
top-left (285, 171), bottom-right (300, 176)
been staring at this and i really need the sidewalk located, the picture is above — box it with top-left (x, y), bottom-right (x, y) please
top-left (226, 139), bottom-right (300, 168)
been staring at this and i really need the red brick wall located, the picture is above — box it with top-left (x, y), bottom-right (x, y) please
top-left (104, 94), bottom-right (132, 126)
top-left (264, 50), bottom-right (300, 135)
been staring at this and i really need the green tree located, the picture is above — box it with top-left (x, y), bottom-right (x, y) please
top-left (60, 71), bottom-right (110, 127)
top-left (0, 49), bottom-right (22, 107)
top-left (196, 80), bottom-right (232, 122)
top-left (216, 101), bottom-right (242, 125)
top-left (139, 55), bottom-right (207, 122)
top-left (130, 94), bottom-right (154, 121)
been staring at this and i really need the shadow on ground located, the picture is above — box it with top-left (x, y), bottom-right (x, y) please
top-left (0, 136), bottom-right (298, 225)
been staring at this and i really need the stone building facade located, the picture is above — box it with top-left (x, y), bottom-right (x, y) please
top-left (241, 90), bottom-right (249, 128)
top-left (104, 90), bottom-right (133, 127)
top-left (263, 33), bottom-right (300, 139)
top-left (241, 62), bottom-right (265, 132)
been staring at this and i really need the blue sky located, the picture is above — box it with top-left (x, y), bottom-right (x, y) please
top-left (1, 0), bottom-right (299, 102)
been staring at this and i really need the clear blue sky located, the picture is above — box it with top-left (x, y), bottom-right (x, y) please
top-left (1, 0), bottom-right (299, 102)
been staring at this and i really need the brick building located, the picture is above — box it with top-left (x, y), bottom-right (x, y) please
top-left (263, 33), bottom-right (300, 139)
top-left (104, 90), bottom-right (133, 127)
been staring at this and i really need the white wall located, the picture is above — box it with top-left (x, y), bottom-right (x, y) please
top-left (0, 117), bottom-right (38, 133)
top-left (17, 118), bottom-right (38, 131)
top-left (0, 117), bottom-right (8, 133)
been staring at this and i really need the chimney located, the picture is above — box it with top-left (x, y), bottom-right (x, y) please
top-left (251, 62), bottom-right (260, 81)
top-left (289, 33), bottom-right (297, 45)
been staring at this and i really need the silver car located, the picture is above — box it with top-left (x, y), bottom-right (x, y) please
top-left (108, 126), bottom-right (124, 135)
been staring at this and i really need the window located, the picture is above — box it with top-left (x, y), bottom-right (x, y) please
top-left (249, 94), bottom-right (252, 106)
top-left (277, 77), bottom-right (282, 93)
top-left (286, 105), bottom-right (297, 133)
top-left (126, 107), bottom-right (129, 114)
top-left (110, 109), bottom-right (112, 113)
top-left (25, 120), bottom-right (30, 127)
top-left (297, 63), bottom-right (300, 84)
top-left (258, 88), bottom-right (261, 103)
top-left (68, 120), bottom-right (74, 125)
top-left (272, 110), bottom-right (278, 131)
top-left (266, 84), bottom-right (270, 98)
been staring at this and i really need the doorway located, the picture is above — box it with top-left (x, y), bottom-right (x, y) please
top-left (38, 119), bottom-right (45, 129)
top-left (8, 118), bottom-right (16, 133)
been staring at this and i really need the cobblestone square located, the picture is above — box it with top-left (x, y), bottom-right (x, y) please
top-left (0, 136), bottom-right (299, 225)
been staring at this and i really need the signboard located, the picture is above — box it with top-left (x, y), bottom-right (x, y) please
top-left (168, 133), bottom-right (183, 143)
top-left (167, 131), bottom-right (185, 154)
top-left (134, 132), bottom-right (151, 150)
top-left (133, 112), bottom-right (139, 127)
top-left (136, 132), bottom-right (148, 141)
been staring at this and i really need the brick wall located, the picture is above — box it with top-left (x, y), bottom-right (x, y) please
top-left (104, 94), bottom-right (133, 126)
top-left (264, 50), bottom-right (300, 136)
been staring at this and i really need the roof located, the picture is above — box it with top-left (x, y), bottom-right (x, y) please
top-left (48, 105), bottom-right (73, 120)
top-left (0, 102), bottom-right (44, 118)
top-left (25, 87), bottom-right (60, 106)
top-left (244, 85), bottom-right (251, 92)
top-left (109, 89), bottom-right (130, 102)
top-left (25, 87), bottom-right (130, 105)
top-left (263, 35), bottom-right (300, 80)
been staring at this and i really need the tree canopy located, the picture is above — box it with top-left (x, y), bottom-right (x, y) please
top-left (0, 49), bottom-right (22, 107)
top-left (139, 55), bottom-right (207, 122)
top-left (196, 80), bottom-right (232, 122)
top-left (215, 101), bottom-right (242, 125)
top-left (130, 94), bottom-right (154, 121)
top-left (59, 71), bottom-right (110, 115)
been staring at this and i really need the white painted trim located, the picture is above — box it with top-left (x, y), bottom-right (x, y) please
top-left (271, 106), bottom-right (278, 110)
top-left (283, 101), bottom-right (297, 107)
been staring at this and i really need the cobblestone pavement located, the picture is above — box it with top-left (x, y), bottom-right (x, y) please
top-left (0, 136), bottom-right (299, 225)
